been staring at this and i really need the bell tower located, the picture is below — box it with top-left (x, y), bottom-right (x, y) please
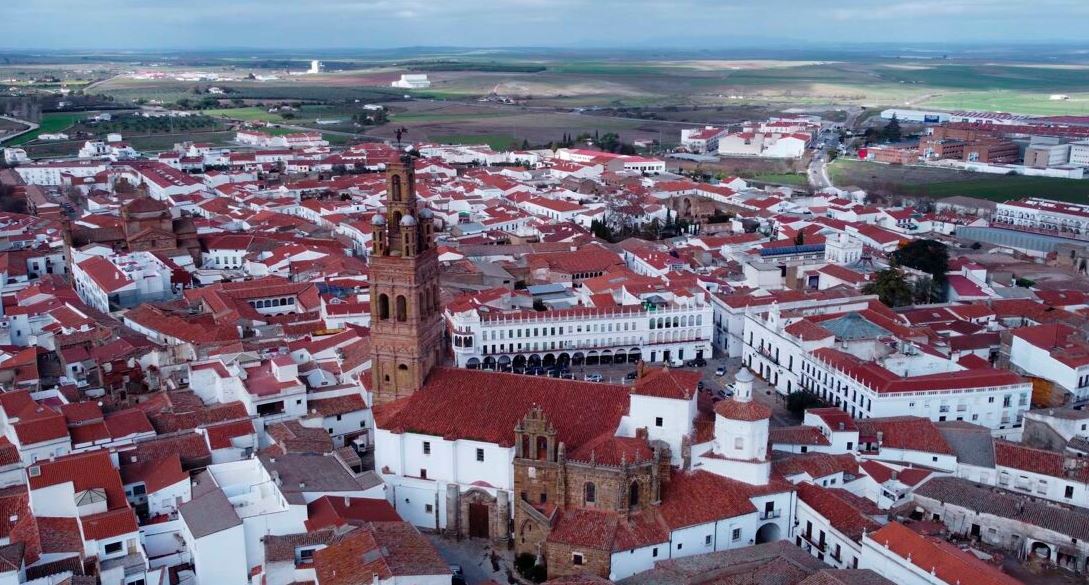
top-left (369, 154), bottom-right (444, 405)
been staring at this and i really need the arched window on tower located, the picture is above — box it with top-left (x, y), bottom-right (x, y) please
top-left (584, 482), bottom-right (596, 504)
top-left (378, 294), bottom-right (390, 320)
top-left (629, 481), bottom-right (640, 507)
top-left (396, 295), bottom-right (407, 322)
top-left (391, 174), bottom-right (402, 202)
top-left (536, 436), bottom-right (548, 460)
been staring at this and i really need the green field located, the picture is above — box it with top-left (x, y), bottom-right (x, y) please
top-left (920, 91), bottom-right (1089, 116)
top-left (829, 159), bottom-right (1089, 203)
top-left (5, 112), bottom-right (85, 146)
top-left (203, 107), bottom-right (281, 122)
top-left (430, 134), bottom-right (519, 150)
top-left (749, 173), bottom-right (809, 187)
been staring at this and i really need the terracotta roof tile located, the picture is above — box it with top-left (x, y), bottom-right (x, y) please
top-left (378, 368), bottom-right (629, 449)
top-left (866, 522), bottom-right (1019, 585)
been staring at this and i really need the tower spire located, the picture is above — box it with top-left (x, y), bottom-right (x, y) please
top-left (369, 155), bottom-right (444, 405)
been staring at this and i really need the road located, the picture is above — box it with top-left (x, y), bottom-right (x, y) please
top-left (807, 151), bottom-right (833, 191)
top-left (0, 115), bottom-right (38, 145)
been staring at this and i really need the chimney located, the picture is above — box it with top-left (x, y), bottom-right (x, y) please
top-left (891, 470), bottom-right (899, 481)
top-left (344, 496), bottom-right (351, 507)
top-left (876, 431), bottom-right (884, 447)
top-left (837, 422), bottom-right (844, 431)
top-left (636, 427), bottom-right (649, 441)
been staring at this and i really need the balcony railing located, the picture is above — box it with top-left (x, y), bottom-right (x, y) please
top-left (760, 509), bottom-right (781, 520)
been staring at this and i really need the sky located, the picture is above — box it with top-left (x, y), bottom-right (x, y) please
top-left (3, 0), bottom-right (1088, 50)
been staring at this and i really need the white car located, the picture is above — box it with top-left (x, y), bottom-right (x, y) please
top-left (714, 367), bottom-right (726, 377)
top-left (584, 373), bottom-right (603, 382)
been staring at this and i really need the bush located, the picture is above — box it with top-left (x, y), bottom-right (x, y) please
top-left (515, 553), bottom-right (547, 583)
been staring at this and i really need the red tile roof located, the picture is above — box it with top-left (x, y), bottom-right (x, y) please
top-left (80, 507), bottom-right (139, 541)
top-left (714, 398), bottom-right (771, 422)
top-left (858, 460), bottom-right (933, 487)
top-left (377, 368), bottom-right (629, 449)
top-left (994, 440), bottom-right (1089, 482)
top-left (120, 453), bottom-right (188, 493)
top-left (797, 482), bottom-right (881, 541)
top-left (313, 523), bottom-right (450, 583)
top-left (770, 426), bottom-right (830, 446)
top-left (28, 450), bottom-right (127, 510)
top-left (203, 419), bottom-right (256, 450)
top-left (568, 434), bottom-right (655, 466)
top-left (773, 453), bottom-right (860, 480)
top-left (631, 368), bottom-right (700, 400)
top-left (77, 255), bottom-right (131, 293)
top-left (659, 469), bottom-right (791, 530)
top-left (866, 522), bottom-right (1020, 585)
top-left (810, 347), bottom-right (1025, 394)
top-left (856, 417), bottom-right (953, 455)
top-left (305, 496), bottom-right (402, 531)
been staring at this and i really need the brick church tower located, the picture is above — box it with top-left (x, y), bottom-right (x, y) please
top-left (369, 154), bottom-right (444, 405)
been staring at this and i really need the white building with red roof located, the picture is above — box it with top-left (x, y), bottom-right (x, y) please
top-left (446, 286), bottom-right (713, 369)
top-left (1009, 323), bottom-right (1089, 402)
top-left (71, 250), bottom-right (176, 313)
top-left (861, 521), bottom-right (1020, 585)
top-left (23, 450), bottom-right (163, 585)
top-left (680, 126), bottom-right (728, 154)
top-left (741, 302), bottom-right (1030, 431)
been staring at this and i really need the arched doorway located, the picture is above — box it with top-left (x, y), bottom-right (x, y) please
top-left (482, 357), bottom-right (496, 370)
top-left (543, 354), bottom-right (556, 367)
top-left (629, 348), bottom-right (641, 363)
top-left (513, 355), bottom-right (527, 370)
top-left (586, 351), bottom-right (599, 366)
top-left (600, 350), bottom-right (613, 365)
top-left (755, 523), bottom-right (781, 544)
top-left (1031, 542), bottom-right (1052, 560)
top-left (614, 350), bottom-right (627, 364)
top-left (528, 354), bottom-right (542, 368)
top-left (466, 358), bottom-right (481, 369)
top-left (572, 352), bottom-right (585, 366)
top-left (557, 353), bottom-right (571, 367)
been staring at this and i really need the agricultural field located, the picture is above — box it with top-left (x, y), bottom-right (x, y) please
top-left (429, 134), bottom-right (519, 150)
top-left (828, 159), bottom-right (1089, 203)
top-left (4, 112), bottom-right (86, 145)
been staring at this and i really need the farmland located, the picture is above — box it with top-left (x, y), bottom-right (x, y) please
top-left (828, 159), bottom-right (1089, 204)
top-left (4, 112), bottom-right (85, 146)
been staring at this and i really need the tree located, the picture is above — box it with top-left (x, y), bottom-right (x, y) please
top-left (911, 276), bottom-right (940, 304)
top-left (891, 239), bottom-right (949, 290)
top-left (786, 391), bottom-right (827, 416)
top-left (863, 268), bottom-right (914, 308)
top-left (882, 114), bottom-right (902, 143)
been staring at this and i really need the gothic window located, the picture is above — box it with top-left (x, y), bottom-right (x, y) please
top-left (391, 175), bottom-right (402, 202)
top-left (584, 482), bottom-right (596, 504)
top-left (378, 294), bottom-right (390, 320)
top-left (629, 481), bottom-right (640, 507)
top-left (396, 295), bottom-right (407, 322)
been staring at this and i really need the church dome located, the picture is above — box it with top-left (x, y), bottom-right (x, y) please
top-left (400, 214), bottom-right (417, 227)
top-left (735, 367), bottom-right (755, 384)
top-left (419, 208), bottom-right (434, 219)
top-left (372, 214), bottom-right (386, 226)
